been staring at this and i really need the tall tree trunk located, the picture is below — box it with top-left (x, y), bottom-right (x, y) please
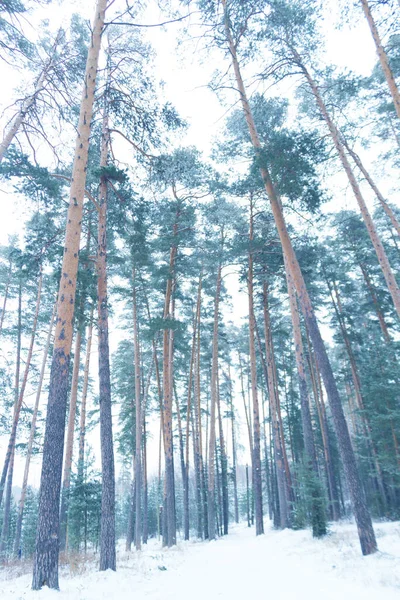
top-left (208, 262), bottom-right (222, 541)
top-left (360, 0), bottom-right (400, 120)
top-left (247, 198), bottom-right (264, 535)
top-left (14, 302), bottom-right (56, 557)
top-left (0, 274), bottom-right (41, 507)
top-left (132, 267), bottom-right (142, 551)
top-left (0, 447), bottom-right (15, 557)
top-left (59, 325), bottom-right (83, 553)
top-left (97, 105), bottom-right (116, 571)
top-left (285, 257), bottom-right (327, 537)
top-left (162, 242), bottom-right (177, 547)
top-left (32, 1), bottom-right (107, 589)
top-left (193, 302), bottom-right (205, 539)
top-left (77, 306), bottom-right (94, 481)
top-left (228, 365), bottom-right (239, 524)
top-left (221, 3), bottom-right (377, 554)
top-left (239, 353), bottom-right (253, 453)
top-left (183, 274), bottom-right (202, 540)
top-left (299, 60), bottom-right (400, 320)
top-left (216, 376), bottom-right (229, 535)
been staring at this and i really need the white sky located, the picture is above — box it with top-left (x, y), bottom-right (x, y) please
top-left (0, 0), bottom-right (398, 491)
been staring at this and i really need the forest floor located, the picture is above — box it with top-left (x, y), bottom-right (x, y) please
top-left (0, 520), bottom-right (399, 599)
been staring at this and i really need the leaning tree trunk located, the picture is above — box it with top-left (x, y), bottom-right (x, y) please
top-left (0, 273), bottom-right (41, 507)
top-left (247, 200), bottom-right (264, 535)
top-left (208, 262), bottom-right (222, 541)
top-left (32, 1), bottom-right (107, 589)
top-left (97, 107), bottom-right (116, 572)
top-left (343, 140), bottom-right (400, 239)
top-left (14, 302), bottom-right (56, 557)
top-left (59, 324), bottom-right (83, 553)
top-left (221, 2), bottom-right (377, 554)
top-left (299, 60), bottom-right (400, 320)
top-left (360, 0), bottom-right (400, 121)
top-left (0, 30), bottom-right (63, 162)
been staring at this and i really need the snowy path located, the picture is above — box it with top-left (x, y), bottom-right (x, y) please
top-left (1, 521), bottom-right (400, 599)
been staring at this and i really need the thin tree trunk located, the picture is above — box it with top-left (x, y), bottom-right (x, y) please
top-left (0, 274), bottom-right (41, 507)
top-left (0, 30), bottom-right (63, 162)
top-left (78, 306), bottom-right (94, 480)
top-left (183, 274), bottom-right (202, 540)
top-left (97, 104), bottom-right (116, 571)
top-left (208, 262), bottom-right (222, 541)
top-left (216, 375), bottom-right (229, 535)
top-left (14, 302), bottom-right (56, 557)
top-left (228, 365), bottom-right (239, 524)
top-left (221, 3), bottom-right (377, 554)
top-left (360, 0), bottom-right (400, 120)
top-left (239, 353), bottom-right (253, 453)
top-left (247, 198), bottom-right (264, 535)
top-left (344, 141), bottom-right (400, 238)
top-left (162, 240), bottom-right (177, 547)
top-left (132, 267), bottom-right (142, 551)
top-left (32, 1), bottom-right (107, 589)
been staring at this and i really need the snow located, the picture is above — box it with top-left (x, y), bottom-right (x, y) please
top-left (1, 520), bottom-right (399, 599)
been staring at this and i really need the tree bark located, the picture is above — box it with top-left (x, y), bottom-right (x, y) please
top-left (360, 0), bottom-right (400, 120)
top-left (59, 325), bottom-right (83, 553)
top-left (32, 1), bottom-right (107, 589)
top-left (97, 106), bottom-right (116, 571)
top-left (221, 3), bottom-right (377, 554)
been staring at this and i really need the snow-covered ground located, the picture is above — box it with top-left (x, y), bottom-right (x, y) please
top-left (1, 520), bottom-right (399, 599)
